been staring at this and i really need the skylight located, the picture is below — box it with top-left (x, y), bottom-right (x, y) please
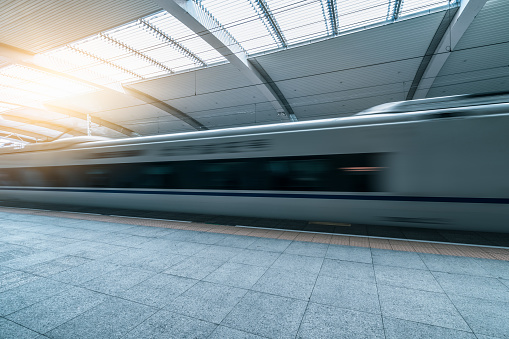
top-left (199, 0), bottom-right (280, 54)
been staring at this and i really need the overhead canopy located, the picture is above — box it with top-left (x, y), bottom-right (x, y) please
top-left (0, 0), bottom-right (506, 147)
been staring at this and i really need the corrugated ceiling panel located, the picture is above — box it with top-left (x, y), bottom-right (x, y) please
top-left (455, 0), bottom-right (509, 50)
top-left (49, 90), bottom-right (145, 115)
top-left (94, 104), bottom-right (174, 125)
top-left (293, 83), bottom-right (409, 120)
top-left (428, 0), bottom-right (509, 97)
top-left (128, 63), bottom-right (254, 101)
top-left (255, 11), bottom-right (445, 81)
top-left (279, 58), bottom-right (420, 99)
top-left (0, 0), bottom-right (160, 53)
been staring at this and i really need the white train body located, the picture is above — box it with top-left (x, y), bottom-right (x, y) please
top-left (1, 93), bottom-right (508, 232)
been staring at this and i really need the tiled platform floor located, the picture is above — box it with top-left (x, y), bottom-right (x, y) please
top-left (1, 208), bottom-right (509, 339)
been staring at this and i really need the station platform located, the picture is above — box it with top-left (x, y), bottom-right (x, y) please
top-left (1, 207), bottom-right (508, 339)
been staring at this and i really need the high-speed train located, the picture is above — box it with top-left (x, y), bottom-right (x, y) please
top-left (1, 92), bottom-right (508, 232)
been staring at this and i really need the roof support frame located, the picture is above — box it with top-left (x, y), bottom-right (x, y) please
top-left (408, 0), bottom-right (488, 99)
top-left (250, 0), bottom-right (287, 48)
top-left (0, 43), bottom-right (201, 132)
top-left (99, 32), bottom-right (174, 74)
top-left (0, 125), bottom-right (49, 141)
top-left (325, 0), bottom-right (339, 35)
top-left (66, 45), bottom-right (145, 80)
top-left (122, 85), bottom-right (208, 130)
top-left (152, 0), bottom-right (298, 122)
top-left (138, 18), bottom-right (206, 67)
top-left (2, 114), bottom-right (86, 136)
top-left (388, 0), bottom-right (404, 21)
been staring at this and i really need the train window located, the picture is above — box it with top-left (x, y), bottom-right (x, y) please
top-left (1, 152), bottom-right (388, 192)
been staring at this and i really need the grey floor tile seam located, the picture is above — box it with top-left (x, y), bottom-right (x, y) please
top-left (428, 270), bottom-right (478, 336)
top-left (380, 315), bottom-right (478, 338)
top-left (372, 258), bottom-right (388, 339)
top-left (0, 315), bottom-right (48, 337)
top-left (206, 324), bottom-right (271, 339)
top-left (293, 242), bottom-right (331, 339)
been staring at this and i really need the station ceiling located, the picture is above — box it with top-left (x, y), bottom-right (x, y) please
top-left (0, 0), bottom-right (507, 146)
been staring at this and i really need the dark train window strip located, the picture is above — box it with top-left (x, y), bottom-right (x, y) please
top-left (0, 153), bottom-right (388, 192)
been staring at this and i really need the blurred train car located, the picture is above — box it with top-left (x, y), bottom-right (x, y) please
top-left (0, 92), bottom-right (508, 232)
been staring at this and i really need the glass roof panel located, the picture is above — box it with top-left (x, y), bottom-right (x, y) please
top-left (146, 11), bottom-right (227, 65)
top-left (0, 102), bottom-right (19, 113)
top-left (400, 0), bottom-right (456, 17)
top-left (265, 0), bottom-right (328, 45)
top-left (0, 65), bottom-right (96, 107)
top-left (337, 0), bottom-right (390, 31)
top-left (199, 0), bottom-right (279, 54)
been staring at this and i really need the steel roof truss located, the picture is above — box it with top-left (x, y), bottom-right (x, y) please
top-left (138, 19), bottom-right (206, 67)
top-left (152, 0), bottom-right (297, 121)
top-left (250, 0), bottom-right (287, 48)
top-left (99, 32), bottom-right (174, 74)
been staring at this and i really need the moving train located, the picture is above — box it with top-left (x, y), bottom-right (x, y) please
top-left (1, 92), bottom-right (508, 232)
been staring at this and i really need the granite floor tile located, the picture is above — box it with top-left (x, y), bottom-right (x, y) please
top-left (167, 231), bottom-right (227, 245)
top-left (139, 239), bottom-right (207, 255)
top-left (433, 271), bottom-right (509, 302)
top-left (0, 277), bottom-right (70, 316)
top-left (50, 260), bottom-right (120, 285)
top-left (374, 265), bottom-right (442, 292)
top-left (0, 317), bottom-right (41, 339)
top-left (204, 262), bottom-right (267, 289)
top-left (371, 248), bottom-right (428, 270)
top-left (5, 286), bottom-right (109, 333)
top-left (166, 281), bottom-right (247, 323)
top-left (194, 245), bottom-right (243, 261)
top-left (252, 267), bottom-right (317, 300)
top-left (474, 258), bottom-right (509, 280)
top-left (123, 309), bottom-right (217, 339)
top-left (326, 244), bottom-right (372, 263)
top-left (419, 253), bottom-right (491, 276)
top-left (229, 248), bottom-right (280, 267)
top-left (2, 251), bottom-right (66, 270)
top-left (383, 317), bottom-right (476, 339)
top-left (0, 270), bottom-right (40, 292)
top-left (82, 266), bottom-right (154, 295)
top-left (23, 256), bottom-right (91, 277)
top-left (450, 294), bottom-right (509, 339)
top-left (222, 291), bottom-right (307, 339)
top-left (311, 275), bottom-right (380, 314)
top-left (320, 258), bottom-right (375, 283)
top-left (378, 284), bottom-right (470, 331)
top-left (297, 302), bottom-right (384, 339)
top-left (46, 297), bottom-right (157, 339)
top-left (117, 273), bottom-right (197, 308)
top-left (214, 234), bottom-right (258, 249)
top-left (283, 241), bottom-right (328, 258)
top-left (271, 253), bottom-right (324, 275)
top-left (0, 265), bottom-right (14, 275)
top-left (163, 256), bottom-right (224, 280)
top-left (247, 238), bottom-right (291, 253)
top-left (208, 326), bottom-right (266, 339)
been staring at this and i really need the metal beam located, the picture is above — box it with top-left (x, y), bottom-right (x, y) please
top-left (123, 86), bottom-right (208, 130)
top-left (251, 0), bottom-right (287, 47)
top-left (389, 0), bottom-right (404, 21)
top-left (66, 45), bottom-right (144, 80)
top-left (45, 104), bottom-right (139, 137)
top-left (138, 19), bottom-right (206, 67)
top-left (409, 0), bottom-right (488, 99)
top-left (2, 114), bottom-right (86, 136)
top-left (0, 125), bottom-right (49, 141)
top-left (100, 33), bottom-right (174, 74)
top-left (326, 0), bottom-right (339, 35)
top-left (0, 43), bottom-right (206, 130)
top-left (152, 0), bottom-right (298, 121)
